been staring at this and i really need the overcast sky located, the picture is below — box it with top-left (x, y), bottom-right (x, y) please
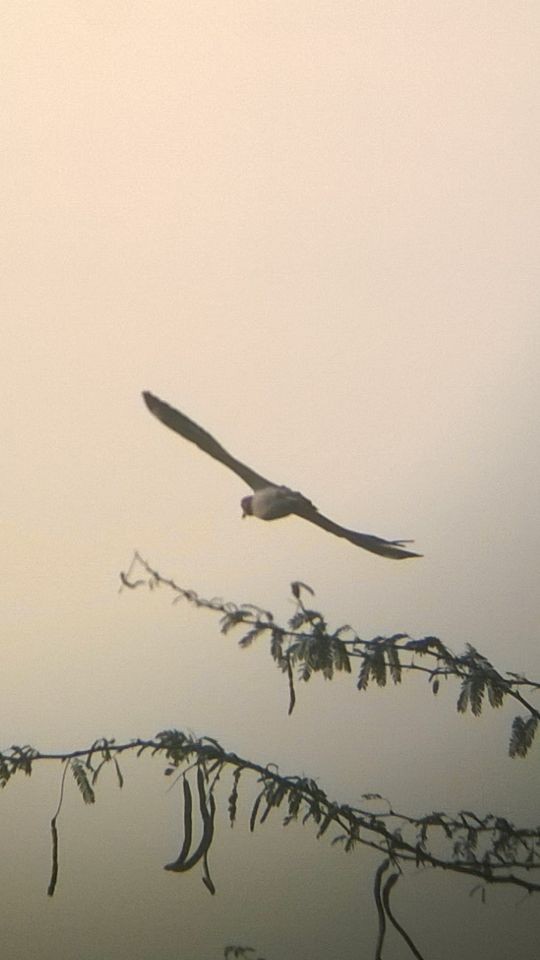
top-left (2, 3), bottom-right (540, 958)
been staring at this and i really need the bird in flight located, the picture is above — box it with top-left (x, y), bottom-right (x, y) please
top-left (142, 391), bottom-right (421, 560)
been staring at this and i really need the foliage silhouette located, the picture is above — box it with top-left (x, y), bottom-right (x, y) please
top-left (1, 552), bottom-right (538, 959)
top-left (1, 727), bottom-right (538, 957)
top-left (122, 552), bottom-right (540, 756)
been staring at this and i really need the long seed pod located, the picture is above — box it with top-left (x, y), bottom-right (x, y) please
top-left (164, 777), bottom-right (193, 871)
top-left (165, 767), bottom-right (215, 874)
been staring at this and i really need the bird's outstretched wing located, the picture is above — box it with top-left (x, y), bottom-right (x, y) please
top-left (292, 502), bottom-right (421, 559)
top-left (142, 391), bottom-right (274, 491)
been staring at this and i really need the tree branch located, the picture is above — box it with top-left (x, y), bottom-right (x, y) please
top-left (120, 553), bottom-right (540, 756)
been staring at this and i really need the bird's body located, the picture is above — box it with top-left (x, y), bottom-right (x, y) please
top-left (243, 486), bottom-right (314, 521)
top-left (142, 391), bottom-right (421, 560)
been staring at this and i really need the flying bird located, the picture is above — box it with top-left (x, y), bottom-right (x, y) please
top-left (142, 391), bottom-right (421, 560)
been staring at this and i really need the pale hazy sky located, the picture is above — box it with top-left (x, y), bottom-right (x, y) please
top-left (2, 3), bottom-right (540, 959)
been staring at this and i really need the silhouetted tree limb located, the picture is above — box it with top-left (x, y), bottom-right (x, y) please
top-left (1, 729), bottom-right (538, 957)
top-left (120, 552), bottom-right (540, 757)
top-left (3, 553), bottom-right (536, 958)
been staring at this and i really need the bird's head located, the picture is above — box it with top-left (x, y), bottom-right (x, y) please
top-left (241, 495), bottom-right (253, 517)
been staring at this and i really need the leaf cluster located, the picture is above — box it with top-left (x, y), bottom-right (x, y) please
top-left (121, 555), bottom-right (540, 758)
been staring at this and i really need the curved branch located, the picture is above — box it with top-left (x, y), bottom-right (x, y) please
top-left (120, 554), bottom-right (540, 756)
